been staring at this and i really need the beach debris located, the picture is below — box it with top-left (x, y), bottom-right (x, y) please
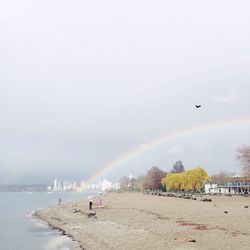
top-left (244, 205), bottom-right (249, 208)
top-left (175, 237), bottom-right (196, 242)
top-left (137, 209), bottom-right (169, 220)
top-left (147, 191), bottom-right (202, 200)
top-left (191, 195), bottom-right (197, 200)
top-left (174, 193), bottom-right (182, 198)
top-left (213, 226), bottom-right (228, 232)
top-left (176, 219), bottom-right (208, 230)
top-left (154, 214), bottom-right (169, 220)
top-left (231, 230), bottom-right (241, 237)
top-left (224, 211), bottom-right (228, 214)
top-left (200, 197), bottom-right (212, 202)
top-left (51, 216), bottom-right (62, 222)
top-left (193, 224), bottom-right (208, 230)
top-left (72, 209), bottom-right (81, 213)
top-left (87, 210), bottom-right (96, 218)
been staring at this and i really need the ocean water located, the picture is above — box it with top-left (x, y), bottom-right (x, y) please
top-left (0, 192), bottom-right (90, 250)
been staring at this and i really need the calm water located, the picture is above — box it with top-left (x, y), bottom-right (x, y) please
top-left (0, 192), bottom-right (91, 250)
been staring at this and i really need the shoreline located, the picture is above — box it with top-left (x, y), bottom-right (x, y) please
top-left (34, 192), bottom-right (250, 250)
top-left (31, 213), bottom-right (76, 250)
top-left (34, 207), bottom-right (84, 250)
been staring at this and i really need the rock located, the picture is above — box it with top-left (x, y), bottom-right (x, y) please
top-left (88, 211), bottom-right (96, 217)
top-left (244, 205), bottom-right (249, 208)
top-left (175, 237), bottom-right (196, 242)
top-left (224, 211), bottom-right (228, 214)
top-left (191, 195), bottom-right (196, 200)
top-left (200, 198), bottom-right (212, 202)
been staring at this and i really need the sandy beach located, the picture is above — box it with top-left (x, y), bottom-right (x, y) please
top-left (35, 192), bottom-right (250, 250)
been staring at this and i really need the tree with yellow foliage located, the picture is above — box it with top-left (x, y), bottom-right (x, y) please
top-left (161, 167), bottom-right (209, 191)
top-left (186, 167), bottom-right (209, 191)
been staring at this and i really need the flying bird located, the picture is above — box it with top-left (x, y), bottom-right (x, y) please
top-left (195, 105), bottom-right (201, 108)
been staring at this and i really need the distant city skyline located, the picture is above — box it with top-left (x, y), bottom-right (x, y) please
top-left (49, 178), bottom-right (120, 192)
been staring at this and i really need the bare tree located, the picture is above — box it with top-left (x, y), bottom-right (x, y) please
top-left (134, 175), bottom-right (145, 191)
top-left (237, 145), bottom-right (250, 176)
top-left (120, 176), bottom-right (129, 191)
top-left (171, 161), bottom-right (185, 173)
top-left (128, 177), bottom-right (137, 191)
top-left (120, 176), bottom-right (144, 192)
top-left (210, 171), bottom-right (236, 184)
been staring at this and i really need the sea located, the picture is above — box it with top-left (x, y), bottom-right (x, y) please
top-left (0, 191), bottom-right (92, 250)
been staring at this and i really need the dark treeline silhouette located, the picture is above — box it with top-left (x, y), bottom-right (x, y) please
top-left (171, 161), bottom-right (185, 173)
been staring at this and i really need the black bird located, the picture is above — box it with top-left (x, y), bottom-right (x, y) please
top-left (195, 105), bottom-right (201, 108)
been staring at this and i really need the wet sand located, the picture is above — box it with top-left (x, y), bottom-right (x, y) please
top-left (35, 192), bottom-right (250, 249)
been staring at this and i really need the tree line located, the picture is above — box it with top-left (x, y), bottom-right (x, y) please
top-left (119, 144), bottom-right (250, 192)
top-left (120, 162), bottom-right (208, 192)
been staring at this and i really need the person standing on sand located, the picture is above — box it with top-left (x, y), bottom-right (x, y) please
top-left (58, 198), bottom-right (61, 205)
top-left (88, 195), bottom-right (93, 210)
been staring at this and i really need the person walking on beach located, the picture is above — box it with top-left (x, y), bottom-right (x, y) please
top-left (58, 198), bottom-right (61, 205)
top-left (88, 195), bottom-right (93, 210)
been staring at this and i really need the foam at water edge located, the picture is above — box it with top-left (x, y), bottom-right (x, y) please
top-left (26, 208), bottom-right (47, 218)
top-left (45, 235), bottom-right (72, 250)
top-left (30, 214), bottom-right (74, 249)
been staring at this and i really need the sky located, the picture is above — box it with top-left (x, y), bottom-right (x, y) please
top-left (0, 0), bottom-right (250, 184)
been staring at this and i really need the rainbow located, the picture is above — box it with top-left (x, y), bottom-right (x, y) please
top-left (87, 116), bottom-right (250, 183)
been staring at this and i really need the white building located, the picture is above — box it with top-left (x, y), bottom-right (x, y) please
top-left (205, 183), bottom-right (231, 194)
top-left (205, 177), bottom-right (250, 194)
top-left (53, 179), bottom-right (58, 192)
top-left (112, 182), bottom-right (121, 190)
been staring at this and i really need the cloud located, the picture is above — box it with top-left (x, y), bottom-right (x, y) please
top-left (165, 145), bottom-right (185, 156)
top-left (210, 92), bottom-right (238, 103)
top-left (193, 140), bottom-right (210, 150)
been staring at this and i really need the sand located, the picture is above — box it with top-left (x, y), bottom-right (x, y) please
top-left (35, 192), bottom-right (250, 250)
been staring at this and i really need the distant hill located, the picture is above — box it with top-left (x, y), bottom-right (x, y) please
top-left (0, 185), bottom-right (48, 192)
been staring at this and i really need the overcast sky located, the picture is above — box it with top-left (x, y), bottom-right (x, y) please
top-left (1, 0), bottom-right (250, 184)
